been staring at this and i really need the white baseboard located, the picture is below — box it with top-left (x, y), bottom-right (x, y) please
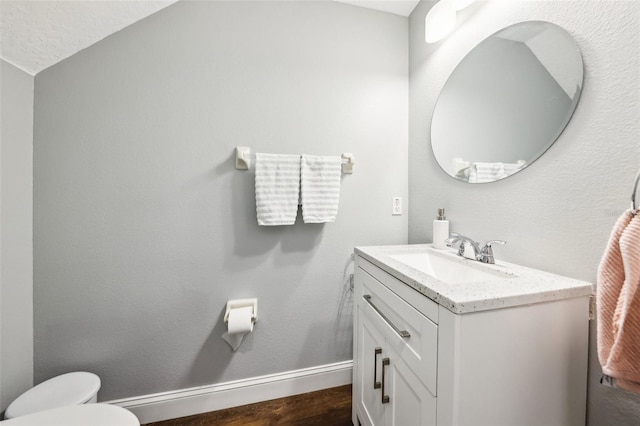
top-left (107, 360), bottom-right (353, 424)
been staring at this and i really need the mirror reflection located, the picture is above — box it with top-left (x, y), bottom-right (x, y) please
top-left (431, 21), bottom-right (584, 183)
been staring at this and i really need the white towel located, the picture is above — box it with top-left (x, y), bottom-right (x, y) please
top-left (502, 160), bottom-right (526, 175)
top-left (469, 161), bottom-right (526, 183)
top-left (301, 155), bottom-right (342, 223)
top-left (471, 162), bottom-right (505, 183)
top-left (255, 153), bottom-right (300, 226)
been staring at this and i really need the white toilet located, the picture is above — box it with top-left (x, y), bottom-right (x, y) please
top-left (1, 404), bottom-right (139, 425)
top-left (2, 372), bottom-right (139, 425)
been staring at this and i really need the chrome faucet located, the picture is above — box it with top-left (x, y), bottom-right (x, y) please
top-left (444, 232), bottom-right (506, 264)
top-left (444, 233), bottom-right (480, 258)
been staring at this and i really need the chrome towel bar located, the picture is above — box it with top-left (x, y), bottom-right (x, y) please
top-left (235, 146), bottom-right (354, 174)
top-left (632, 169), bottom-right (640, 215)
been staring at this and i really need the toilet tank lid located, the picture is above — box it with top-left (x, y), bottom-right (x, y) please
top-left (5, 372), bottom-right (101, 419)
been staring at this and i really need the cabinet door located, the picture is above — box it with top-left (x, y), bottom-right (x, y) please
top-left (359, 269), bottom-right (438, 396)
top-left (355, 303), bottom-right (386, 426)
top-left (354, 262), bottom-right (438, 426)
top-left (383, 348), bottom-right (437, 426)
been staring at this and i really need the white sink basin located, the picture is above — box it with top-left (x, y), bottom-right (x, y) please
top-left (388, 250), bottom-right (515, 284)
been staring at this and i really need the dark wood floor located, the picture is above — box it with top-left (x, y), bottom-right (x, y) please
top-left (144, 385), bottom-right (353, 426)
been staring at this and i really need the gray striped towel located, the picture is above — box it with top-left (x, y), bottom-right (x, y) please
top-left (301, 155), bottom-right (342, 224)
top-left (255, 153), bottom-right (301, 226)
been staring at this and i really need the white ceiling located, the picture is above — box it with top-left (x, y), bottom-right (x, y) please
top-left (0, 0), bottom-right (419, 76)
top-left (335, 0), bottom-right (419, 17)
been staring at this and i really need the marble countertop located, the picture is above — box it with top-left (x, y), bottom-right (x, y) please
top-left (355, 244), bottom-right (593, 314)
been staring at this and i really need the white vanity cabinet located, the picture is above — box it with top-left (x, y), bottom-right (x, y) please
top-left (352, 246), bottom-right (592, 426)
top-left (354, 257), bottom-right (438, 426)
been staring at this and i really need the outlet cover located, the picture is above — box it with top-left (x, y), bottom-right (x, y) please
top-left (392, 197), bottom-right (402, 215)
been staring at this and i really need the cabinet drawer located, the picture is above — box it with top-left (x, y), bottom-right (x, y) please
top-left (358, 257), bottom-right (438, 323)
top-left (356, 266), bottom-right (438, 396)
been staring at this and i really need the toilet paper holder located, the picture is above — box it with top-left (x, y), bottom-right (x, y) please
top-left (224, 298), bottom-right (258, 324)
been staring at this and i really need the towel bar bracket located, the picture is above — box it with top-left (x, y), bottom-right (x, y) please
top-left (235, 146), bottom-right (251, 170)
top-left (341, 153), bottom-right (354, 174)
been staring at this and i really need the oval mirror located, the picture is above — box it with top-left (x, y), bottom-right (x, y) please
top-left (431, 21), bottom-right (584, 183)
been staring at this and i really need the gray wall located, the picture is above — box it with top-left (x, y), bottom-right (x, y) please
top-left (33, 1), bottom-right (408, 400)
top-left (0, 59), bottom-right (34, 412)
top-left (409, 1), bottom-right (640, 425)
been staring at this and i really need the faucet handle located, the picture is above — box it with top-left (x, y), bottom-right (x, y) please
top-left (483, 240), bottom-right (506, 248)
top-left (479, 240), bottom-right (506, 264)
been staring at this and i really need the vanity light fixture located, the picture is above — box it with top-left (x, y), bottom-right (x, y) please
top-left (425, 0), bottom-right (476, 43)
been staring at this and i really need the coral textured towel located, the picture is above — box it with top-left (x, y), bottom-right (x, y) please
top-left (597, 209), bottom-right (640, 393)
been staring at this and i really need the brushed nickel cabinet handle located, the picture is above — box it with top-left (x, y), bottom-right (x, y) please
top-left (381, 357), bottom-right (390, 404)
top-left (374, 347), bottom-right (382, 389)
top-left (363, 294), bottom-right (410, 339)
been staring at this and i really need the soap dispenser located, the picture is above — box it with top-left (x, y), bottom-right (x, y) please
top-left (433, 208), bottom-right (449, 249)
